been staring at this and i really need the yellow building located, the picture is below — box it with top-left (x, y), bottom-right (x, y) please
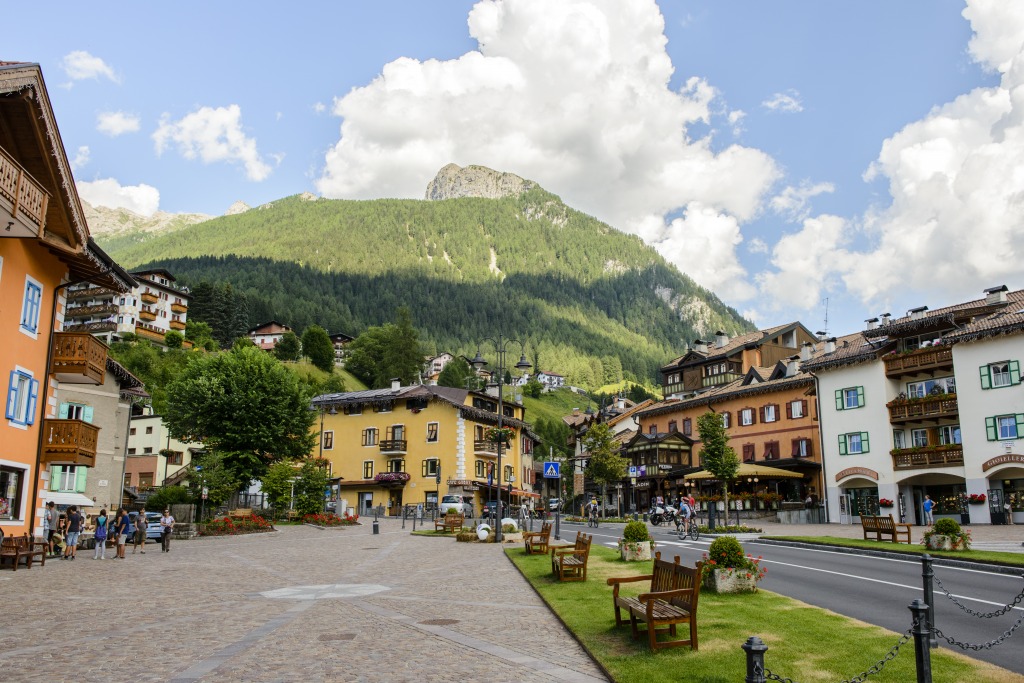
top-left (312, 382), bottom-right (539, 516)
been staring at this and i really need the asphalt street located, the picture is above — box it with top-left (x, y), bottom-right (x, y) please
top-left (552, 519), bottom-right (1024, 675)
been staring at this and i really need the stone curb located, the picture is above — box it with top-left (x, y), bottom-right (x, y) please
top-left (748, 538), bottom-right (1024, 576)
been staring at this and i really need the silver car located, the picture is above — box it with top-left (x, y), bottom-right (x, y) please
top-left (439, 495), bottom-right (472, 516)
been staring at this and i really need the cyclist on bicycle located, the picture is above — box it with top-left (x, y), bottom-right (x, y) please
top-left (586, 498), bottom-right (600, 525)
top-left (679, 497), bottom-right (695, 534)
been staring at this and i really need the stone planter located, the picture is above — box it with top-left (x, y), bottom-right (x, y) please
top-left (502, 533), bottom-right (523, 544)
top-left (705, 568), bottom-right (758, 594)
top-left (925, 535), bottom-right (955, 551)
top-left (618, 541), bottom-right (654, 561)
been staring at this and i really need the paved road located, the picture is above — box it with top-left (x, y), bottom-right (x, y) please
top-left (554, 518), bottom-right (1024, 676)
top-left (0, 521), bottom-right (607, 683)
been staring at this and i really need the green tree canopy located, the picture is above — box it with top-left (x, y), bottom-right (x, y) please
top-left (345, 307), bottom-right (424, 388)
top-left (164, 329), bottom-right (184, 349)
top-left (164, 345), bottom-right (317, 485)
top-left (697, 410), bottom-right (739, 522)
top-left (437, 356), bottom-right (476, 389)
top-left (185, 320), bottom-right (218, 351)
top-left (293, 460), bottom-right (330, 515)
top-left (582, 422), bottom-right (628, 515)
top-left (261, 460), bottom-right (299, 513)
top-left (301, 325), bottom-right (335, 373)
top-left (107, 339), bottom-right (192, 414)
top-left (187, 451), bottom-right (241, 510)
top-left (274, 330), bottom-right (302, 362)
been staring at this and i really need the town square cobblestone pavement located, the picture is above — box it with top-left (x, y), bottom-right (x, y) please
top-left (0, 519), bottom-right (608, 683)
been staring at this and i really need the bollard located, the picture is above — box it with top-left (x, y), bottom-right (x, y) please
top-left (401, 508), bottom-right (406, 529)
top-left (920, 554), bottom-right (937, 648)
top-left (554, 511), bottom-right (561, 540)
top-left (412, 513), bottom-right (417, 531)
top-left (708, 505), bottom-right (716, 531)
top-left (742, 636), bottom-right (768, 683)
top-left (909, 599), bottom-right (933, 683)
top-left (374, 506), bottom-right (379, 522)
top-left (372, 520), bottom-right (379, 535)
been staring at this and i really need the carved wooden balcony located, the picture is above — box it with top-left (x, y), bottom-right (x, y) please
top-left (139, 308), bottom-right (157, 321)
top-left (63, 321), bottom-right (117, 334)
top-left (65, 302), bottom-right (119, 319)
top-left (379, 440), bottom-right (407, 454)
top-left (66, 286), bottom-right (115, 301)
top-left (474, 440), bottom-right (502, 455)
top-left (140, 292), bottom-right (159, 304)
top-left (169, 319), bottom-right (186, 331)
top-left (170, 302), bottom-right (188, 314)
top-left (0, 144), bottom-right (48, 237)
top-left (134, 323), bottom-right (166, 342)
top-left (891, 445), bottom-right (964, 471)
top-left (884, 346), bottom-right (954, 378)
top-left (50, 332), bottom-right (107, 385)
top-left (887, 394), bottom-right (959, 423)
top-left (40, 419), bottom-right (99, 467)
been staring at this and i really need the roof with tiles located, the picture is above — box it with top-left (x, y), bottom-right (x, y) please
top-left (941, 288), bottom-right (1024, 343)
top-left (800, 332), bottom-right (884, 373)
top-left (661, 322), bottom-right (801, 369)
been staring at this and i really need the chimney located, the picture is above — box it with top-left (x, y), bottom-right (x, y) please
top-left (825, 337), bottom-right (836, 354)
top-left (786, 355), bottom-right (800, 377)
top-left (390, 378), bottom-right (401, 393)
top-left (693, 339), bottom-right (709, 354)
top-left (616, 397), bottom-right (625, 410)
top-left (909, 306), bottom-right (928, 321)
top-left (880, 313), bottom-right (891, 326)
top-left (715, 330), bottom-right (729, 348)
top-left (865, 317), bottom-right (879, 330)
top-left (815, 331), bottom-right (827, 341)
top-left (984, 285), bottom-right (1008, 305)
top-left (800, 342), bottom-right (813, 361)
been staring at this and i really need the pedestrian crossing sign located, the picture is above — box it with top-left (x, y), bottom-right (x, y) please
top-left (543, 461), bottom-right (560, 479)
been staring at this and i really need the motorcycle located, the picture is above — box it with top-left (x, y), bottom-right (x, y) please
top-left (649, 504), bottom-right (679, 527)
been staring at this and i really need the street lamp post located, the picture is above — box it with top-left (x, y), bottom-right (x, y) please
top-left (471, 336), bottom-right (531, 542)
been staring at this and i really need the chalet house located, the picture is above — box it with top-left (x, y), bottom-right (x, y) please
top-left (329, 332), bottom-right (354, 365)
top-left (249, 321), bottom-right (292, 351)
top-left (424, 352), bottom-right (454, 382)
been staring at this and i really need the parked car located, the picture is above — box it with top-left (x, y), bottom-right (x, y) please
top-left (548, 498), bottom-right (562, 512)
top-left (130, 511), bottom-right (164, 542)
top-left (481, 500), bottom-right (507, 521)
top-left (440, 495), bottom-right (472, 516)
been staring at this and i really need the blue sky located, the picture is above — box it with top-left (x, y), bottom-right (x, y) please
top-left (6, 1), bottom-right (1022, 337)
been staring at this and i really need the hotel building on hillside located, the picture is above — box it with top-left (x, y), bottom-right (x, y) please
top-left (805, 286), bottom-right (1024, 526)
top-left (311, 381), bottom-right (540, 516)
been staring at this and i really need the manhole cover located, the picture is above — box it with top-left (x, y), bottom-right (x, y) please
top-left (419, 619), bottom-right (460, 626)
top-left (319, 633), bottom-right (356, 642)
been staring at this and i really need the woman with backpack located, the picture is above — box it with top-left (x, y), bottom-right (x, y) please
top-left (93, 509), bottom-right (109, 560)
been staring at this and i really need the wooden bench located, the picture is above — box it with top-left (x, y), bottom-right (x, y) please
top-left (434, 513), bottom-right (464, 533)
top-left (523, 522), bottom-right (552, 555)
top-left (0, 534), bottom-right (47, 571)
top-left (861, 514), bottom-right (912, 544)
top-left (551, 532), bottom-right (592, 582)
top-left (228, 508), bottom-right (253, 521)
top-left (607, 553), bottom-right (703, 652)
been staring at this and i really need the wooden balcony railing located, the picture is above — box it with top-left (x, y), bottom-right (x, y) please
top-left (891, 444), bottom-right (964, 471)
top-left (170, 302), bottom-right (188, 314)
top-left (169, 319), bottom-right (186, 330)
top-left (887, 395), bottom-right (959, 423)
top-left (139, 308), bottom-right (157, 321)
top-left (134, 323), bottom-right (166, 342)
top-left (474, 440), bottom-right (502, 455)
top-left (50, 332), bottom-right (107, 385)
top-left (140, 292), bottom-right (159, 304)
top-left (0, 145), bottom-right (48, 234)
top-left (884, 346), bottom-right (954, 377)
top-left (379, 440), bottom-right (407, 453)
top-left (66, 286), bottom-right (115, 301)
top-left (63, 321), bottom-right (117, 334)
top-left (40, 419), bottom-right (99, 467)
top-left (65, 302), bottom-right (119, 319)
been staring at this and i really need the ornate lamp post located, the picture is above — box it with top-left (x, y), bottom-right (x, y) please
top-left (471, 336), bottom-right (531, 542)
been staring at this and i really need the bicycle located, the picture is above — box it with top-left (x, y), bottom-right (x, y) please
top-left (587, 508), bottom-right (599, 528)
top-left (678, 515), bottom-right (699, 541)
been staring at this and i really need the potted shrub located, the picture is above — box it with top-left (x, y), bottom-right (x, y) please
top-left (923, 518), bottom-right (971, 551)
top-left (617, 520), bottom-right (655, 561)
top-left (701, 536), bottom-right (767, 593)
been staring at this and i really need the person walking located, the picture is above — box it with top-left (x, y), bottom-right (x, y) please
top-left (114, 508), bottom-right (130, 559)
top-left (43, 501), bottom-right (58, 556)
top-left (133, 507), bottom-right (148, 554)
top-left (922, 494), bottom-right (935, 525)
top-left (64, 506), bottom-right (83, 560)
top-left (160, 509), bottom-right (175, 552)
top-left (93, 509), bottom-right (108, 560)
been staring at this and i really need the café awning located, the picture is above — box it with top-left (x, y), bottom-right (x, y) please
top-left (684, 463), bottom-right (805, 481)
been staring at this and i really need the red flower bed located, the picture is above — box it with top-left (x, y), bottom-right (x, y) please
top-left (302, 512), bottom-right (360, 527)
top-left (202, 515), bottom-right (275, 536)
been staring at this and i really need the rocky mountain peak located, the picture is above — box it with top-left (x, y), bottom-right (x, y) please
top-left (424, 163), bottom-right (537, 201)
top-left (226, 200), bottom-right (251, 216)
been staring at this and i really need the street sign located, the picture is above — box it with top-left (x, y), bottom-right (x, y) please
top-left (628, 466), bottom-right (637, 477)
top-left (543, 461), bottom-right (561, 479)
top-left (202, 486), bottom-right (208, 500)
top-left (638, 465), bottom-right (647, 477)
top-left (631, 477), bottom-right (636, 485)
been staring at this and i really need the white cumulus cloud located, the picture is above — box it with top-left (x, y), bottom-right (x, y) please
top-left (61, 51), bottom-right (119, 83)
top-left (97, 111), bottom-right (140, 137)
top-left (70, 146), bottom-right (90, 171)
top-left (77, 178), bottom-right (160, 216)
top-left (757, 214), bottom-right (851, 310)
top-left (316, 0), bottom-right (778, 297)
top-left (153, 105), bottom-right (271, 181)
top-left (770, 181), bottom-right (835, 221)
top-left (762, 90), bottom-right (803, 113)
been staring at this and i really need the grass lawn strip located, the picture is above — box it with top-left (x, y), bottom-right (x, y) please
top-left (507, 545), bottom-right (1023, 683)
top-left (762, 536), bottom-right (1024, 568)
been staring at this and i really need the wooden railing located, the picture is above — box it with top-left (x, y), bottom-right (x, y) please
top-left (134, 323), bottom-right (167, 342)
top-left (140, 292), bottom-right (159, 304)
top-left (474, 440), bottom-right (502, 455)
top-left (63, 321), bottom-right (117, 334)
top-left (40, 419), bottom-right (99, 467)
top-left (66, 286), bottom-right (115, 301)
top-left (891, 445), bottom-right (964, 470)
top-left (887, 395), bottom-right (958, 423)
top-left (169, 319), bottom-right (186, 330)
top-left (379, 440), bottom-right (407, 453)
top-left (171, 302), bottom-right (188, 314)
top-left (50, 332), bottom-right (107, 384)
top-left (0, 144), bottom-right (48, 231)
top-left (139, 308), bottom-right (157, 321)
top-left (884, 346), bottom-right (954, 377)
top-left (65, 302), bottom-right (118, 319)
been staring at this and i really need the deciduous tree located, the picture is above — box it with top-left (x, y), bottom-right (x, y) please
top-left (300, 325), bottom-right (334, 372)
top-left (582, 422), bottom-right (628, 517)
top-left (697, 410), bottom-right (739, 525)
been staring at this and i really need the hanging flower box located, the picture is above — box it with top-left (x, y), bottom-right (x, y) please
top-left (967, 493), bottom-right (986, 505)
top-left (878, 498), bottom-right (894, 508)
top-left (484, 426), bottom-right (516, 443)
top-left (374, 472), bottom-right (410, 483)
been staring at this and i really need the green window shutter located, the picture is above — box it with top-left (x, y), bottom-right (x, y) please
top-left (58, 402), bottom-right (69, 419)
top-left (856, 386), bottom-right (865, 407)
top-left (82, 405), bottom-right (94, 423)
top-left (861, 432), bottom-right (870, 453)
top-left (74, 467), bottom-right (87, 493)
top-left (838, 434), bottom-right (847, 455)
top-left (49, 466), bottom-right (60, 491)
top-left (1016, 414), bottom-right (1024, 440)
top-left (835, 389), bottom-right (844, 411)
top-left (985, 416), bottom-right (997, 441)
top-left (980, 365), bottom-right (992, 390)
top-left (1010, 360), bottom-right (1021, 385)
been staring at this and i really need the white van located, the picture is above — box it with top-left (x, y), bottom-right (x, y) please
top-left (440, 495), bottom-right (471, 516)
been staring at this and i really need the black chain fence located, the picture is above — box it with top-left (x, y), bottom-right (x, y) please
top-left (758, 625), bottom-right (914, 683)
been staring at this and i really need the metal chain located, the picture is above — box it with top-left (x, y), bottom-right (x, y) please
top-left (933, 571), bottom-right (1024, 618)
top-left (933, 608), bottom-right (1024, 650)
top-left (761, 626), bottom-right (913, 683)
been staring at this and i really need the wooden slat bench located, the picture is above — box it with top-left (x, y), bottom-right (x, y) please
top-left (228, 508), bottom-right (253, 521)
top-left (434, 513), bottom-right (464, 533)
top-left (0, 534), bottom-right (47, 571)
top-left (607, 553), bottom-right (703, 652)
top-left (551, 532), bottom-right (592, 582)
top-left (523, 521), bottom-right (552, 555)
top-left (861, 514), bottom-right (912, 544)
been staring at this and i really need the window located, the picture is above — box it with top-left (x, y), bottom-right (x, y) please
top-left (386, 425), bottom-right (405, 441)
top-left (344, 404), bottom-right (363, 415)
top-left (504, 465), bottom-right (513, 481)
top-left (388, 459), bottom-right (405, 473)
top-left (911, 429), bottom-right (928, 447)
top-left (787, 400), bottom-right (806, 419)
top-left (981, 361), bottom-right (1020, 389)
top-left (373, 402), bottom-right (393, 413)
top-left (682, 418), bottom-right (692, 436)
top-left (426, 423), bottom-right (438, 442)
top-left (129, 427), bottom-right (137, 436)
top-left (0, 465), bottom-right (25, 520)
top-left (893, 430), bottom-right (906, 449)
top-left (721, 411), bottom-right (731, 428)
top-left (127, 448), bottom-right (137, 455)
top-left (838, 432), bottom-right (870, 455)
top-left (986, 415), bottom-right (1024, 441)
top-left (124, 473), bottom-right (131, 488)
top-left (363, 461), bottom-right (374, 479)
top-left (939, 425), bottom-right (961, 445)
top-left (143, 447), bottom-right (153, 454)
top-left (138, 472), bottom-right (154, 489)
top-left (792, 438), bottom-right (811, 457)
top-left (739, 408), bottom-right (755, 426)
top-left (52, 465), bottom-right (82, 492)
top-left (407, 398), bottom-right (428, 411)
top-left (742, 444), bottom-right (755, 462)
top-left (19, 276), bottom-right (43, 336)
top-left (362, 428), bottom-right (378, 446)
top-left (907, 376), bottom-right (956, 398)
top-left (322, 431), bottom-right (334, 450)
top-left (475, 460), bottom-right (485, 478)
top-left (59, 402), bottom-right (91, 422)
top-left (667, 420), bottom-right (677, 433)
top-left (836, 387), bottom-right (865, 410)
top-left (5, 368), bottom-right (39, 428)
top-left (761, 404), bottom-right (778, 423)
top-left (422, 459), bottom-right (439, 477)
top-left (146, 426), bottom-right (154, 434)
top-left (763, 441), bottom-right (780, 459)
top-left (168, 451), bottom-right (184, 466)
top-left (648, 424), bottom-right (657, 435)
